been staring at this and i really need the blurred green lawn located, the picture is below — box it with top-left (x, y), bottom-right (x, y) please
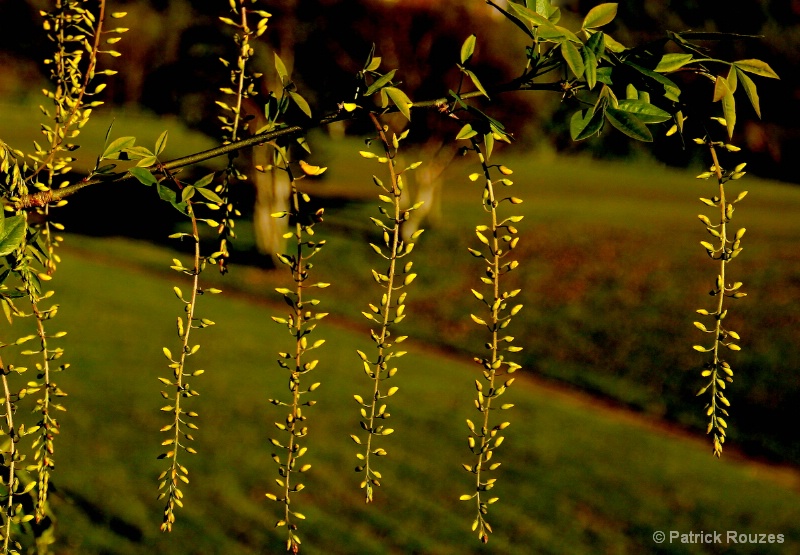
top-left (2, 99), bottom-right (800, 553)
top-left (0, 238), bottom-right (793, 554)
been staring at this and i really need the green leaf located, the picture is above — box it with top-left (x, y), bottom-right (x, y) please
top-left (508, 2), bottom-right (564, 38)
top-left (102, 120), bottom-right (115, 149)
top-left (171, 201), bottom-right (189, 216)
top-left (486, 0), bottom-right (535, 39)
top-left (0, 215), bottom-right (25, 257)
top-left (726, 65), bottom-right (738, 94)
top-left (136, 156), bottom-right (157, 168)
top-left (196, 187), bottom-right (223, 204)
top-left (586, 31), bottom-right (605, 57)
top-left (721, 91), bottom-right (736, 140)
top-left (655, 53), bottom-right (694, 73)
top-left (155, 130), bottom-right (168, 156)
top-left (194, 173), bottom-right (215, 189)
top-left (735, 67), bottom-right (761, 118)
top-left (625, 62), bottom-right (681, 102)
top-left (733, 59), bottom-right (779, 79)
top-left (484, 132), bottom-right (494, 159)
top-left (582, 3), bottom-right (617, 29)
top-left (713, 75), bottom-right (730, 103)
top-left (363, 43), bottom-right (380, 72)
top-left (157, 181), bottom-right (177, 204)
top-left (102, 136), bottom-right (136, 160)
top-left (461, 34), bottom-right (476, 64)
top-left (125, 145), bottom-right (155, 160)
top-left (129, 167), bottom-right (158, 186)
top-left (596, 66), bottom-right (613, 86)
top-left (464, 69), bottom-right (490, 99)
top-left (570, 108), bottom-right (604, 141)
top-left (561, 41), bottom-right (584, 78)
top-left (384, 87), bottom-right (412, 121)
top-left (181, 185), bottom-right (195, 203)
top-left (602, 33), bottom-right (626, 53)
top-left (553, 25), bottom-right (581, 44)
top-left (274, 52), bottom-right (289, 83)
top-left (616, 99), bottom-right (671, 123)
top-left (606, 108), bottom-right (652, 141)
top-left (456, 124), bottom-right (478, 140)
top-left (289, 91), bottom-right (312, 118)
top-left (582, 47), bottom-right (597, 90)
top-left (534, 0), bottom-right (560, 21)
top-left (364, 69), bottom-right (397, 97)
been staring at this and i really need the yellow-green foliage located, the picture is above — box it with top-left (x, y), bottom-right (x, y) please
top-left (0, 0), bottom-right (782, 552)
top-left (692, 123), bottom-right (750, 458)
top-left (351, 116), bottom-right (423, 503)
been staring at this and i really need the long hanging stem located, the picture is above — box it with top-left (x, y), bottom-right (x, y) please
top-left (1, 359), bottom-right (16, 555)
top-left (694, 135), bottom-right (747, 457)
top-left (31, 308), bottom-right (55, 522)
top-left (460, 136), bottom-right (522, 544)
top-left (266, 150), bottom-right (327, 552)
top-left (708, 144), bottom-right (728, 457)
top-left (352, 113), bottom-right (422, 502)
top-left (29, 0), bottom-right (107, 184)
top-left (363, 115), bottom-right (402, 501)
top-left (158, 202), bottom-right (202, 532)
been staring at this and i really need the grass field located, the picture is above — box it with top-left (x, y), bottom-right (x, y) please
top-left (3, 99), bottom-right (800, 552)
top-left (7, 239), bottom-right (799, 554)
top-left (58, 133), bottom-right (800, 464)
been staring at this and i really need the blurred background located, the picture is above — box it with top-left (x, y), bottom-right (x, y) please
top-left (1, 0), bottom-right (799, 553)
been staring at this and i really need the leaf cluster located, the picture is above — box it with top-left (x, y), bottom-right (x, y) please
top-left (457, 137), bottom-right (522, 543)
top-left (264, 146), bottom-right (329, 552)
top-left (351, 125), bottom-right (423, 503)
top-left (691, 130), bottom-right (748, 457)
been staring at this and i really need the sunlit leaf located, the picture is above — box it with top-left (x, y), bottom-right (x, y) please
top-left (0, 215), bottom-right (25, 257)
top-left (102, 136), bottom-right (135, 160)
top-left (582, 3), bottom-right (618, 29)
top-left (456, 124), bottom-right (478, 140)
top-left (461, 34), bottom-right (477, 64)
top-left (486, 0), bottom-right (534, 39)
top-left (384, 87), bottom-right (413, 121)
top-left (129, 166), bottom-right (158, 186)
top-left (465, 69), bottom-right (490, 99)
top-left (274, 52), bottom-right (289, 83)
top-left (735, 67), bottom-right (760, 118)
top-left (713, 75), bottom-right (730, 103)
top-left (196, 187), bottom-right (223, 204)
top-left (655, 53), bottom-right (694, 73)
top-left (194, 173), bottom-right (215, 189)
top-left (155, 130), bottom-right (168, 156)
top-left (602, 32), bottom-right (626, 52)
top-left (582, 47), bottom-right (597, 89)
top-left (289, 92), bottom-right (312, 118)
top-left (733, 59), bottom-right (779, 79)
top-left (616, 99), bottom-right (671, 123)
top-left (721, 91), bottom-right (736, 139)
top-left (364, 69), bottom-right (397, 97)
top-left (561, 41), bottom-right (584, 78)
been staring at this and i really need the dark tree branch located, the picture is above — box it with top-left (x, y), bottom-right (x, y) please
top-left (13, 80), bottom-right (564, 211)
